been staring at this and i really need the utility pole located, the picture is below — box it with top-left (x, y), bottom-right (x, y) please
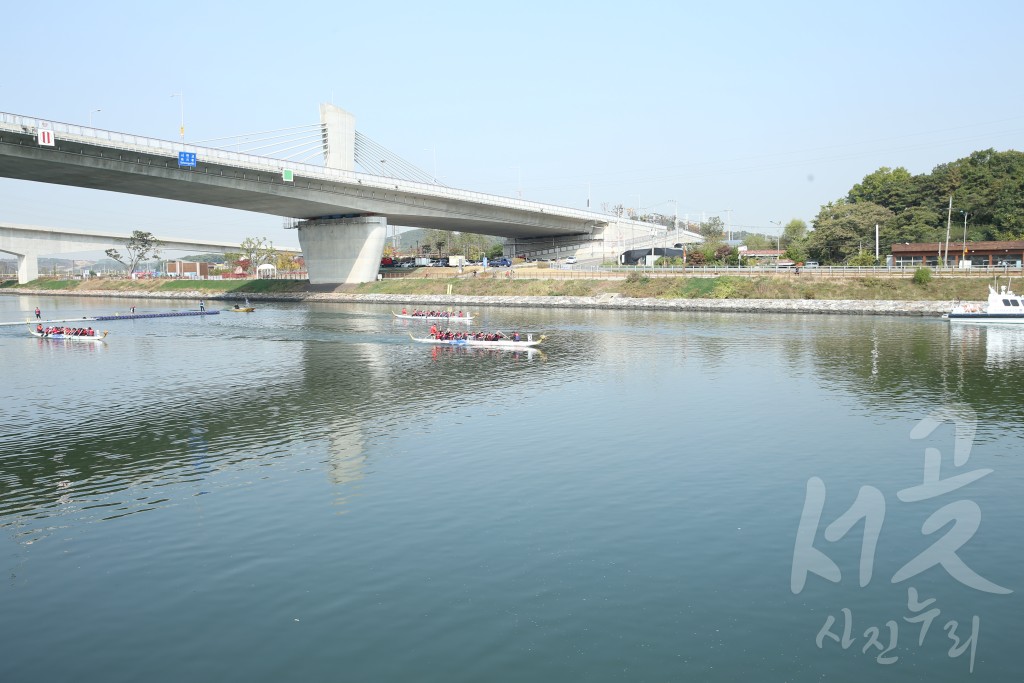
top-left (944, 195), bottom-right (953, 267)
top-left (961, 211), bottom-right (969, 266)
top-left (673, 200), bottom-right (679, 243)
top-left (770, 220), bottom-right (781, 253)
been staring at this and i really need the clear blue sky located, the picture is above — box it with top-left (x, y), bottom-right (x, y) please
top-left (2, 0), bottom-right (1022, 250)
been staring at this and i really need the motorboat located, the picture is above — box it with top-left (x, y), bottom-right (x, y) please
top-left (946, 283), bottom-right (1024, 324)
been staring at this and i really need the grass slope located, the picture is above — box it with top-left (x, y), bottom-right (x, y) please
top-left (0, 274), bottom-right (996, 301)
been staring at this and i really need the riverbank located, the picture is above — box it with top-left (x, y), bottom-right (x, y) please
top-left (0, 273), bottom-right (972, 316)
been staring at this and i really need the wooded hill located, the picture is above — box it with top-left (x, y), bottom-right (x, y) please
top-left (805, 149), bottom-right (1024, 263)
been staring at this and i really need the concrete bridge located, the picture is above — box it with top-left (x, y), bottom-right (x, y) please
top-left (0, 105), bottom-right (700, 283)
top-left (0, 223), bottom-right (297, 283)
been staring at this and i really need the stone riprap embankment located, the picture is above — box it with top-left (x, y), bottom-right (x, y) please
top-left (1, 288), bottom-right (958, 317)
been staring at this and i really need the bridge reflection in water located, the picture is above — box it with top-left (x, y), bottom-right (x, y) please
top-left (0, 300), bottom-right (583, 536)
top-left (6, 297), bottom-right (1024, 681)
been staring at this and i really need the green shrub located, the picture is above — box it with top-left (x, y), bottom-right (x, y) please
top-left (848, 252), bottom-right (879, 267)
top-left (625, 272), bottom-right (649, 284)
top-left (912, 267), bottom-right (932, 285)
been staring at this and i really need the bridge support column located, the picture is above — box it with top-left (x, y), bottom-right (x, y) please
top-left (297, 217), bottom-right (387, 285)
top-left (319, 103), bottom-right (356, 172)
top-left (17, 253), bottom-right (38, 284)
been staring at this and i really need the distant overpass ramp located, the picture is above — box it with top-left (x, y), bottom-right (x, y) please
top-left (0, 223), bottom-right (296, 283)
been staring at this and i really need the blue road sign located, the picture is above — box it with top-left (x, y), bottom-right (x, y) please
top-left (178, 152), bottom-right (197, 168)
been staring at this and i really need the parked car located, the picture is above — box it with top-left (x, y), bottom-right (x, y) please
top-left (803, 261), bottom-right (819, 269)
top-left (492, 258), bottom-right (512, 267)
top-left (565, 256), bottom-right (578, 265)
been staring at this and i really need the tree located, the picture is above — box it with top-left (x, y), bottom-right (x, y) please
top-left (848, 166), bottom-right (914, 212)
top-left (782, 219), bottom-right (807, 246)
top-left (743, 233), bottom-right (771, 250)
top-left (275, 252), bottom-right (301, 272)
top-left (847, 251), bottom-right (879, 266)
top-left (238, 237), bottom-right (278, 275)
top-left (699, 216), bottom-right (725, 241)
top-left (807, 200), bottom-right (894, 264)
top-left (785, 242), bottom-right (808, 264)
top-left (880, 206), bottom-right (943, 247)
top-left (601, 202), bottom-right (625, 217)
top-left (105, 230), bottom-right (160, 275)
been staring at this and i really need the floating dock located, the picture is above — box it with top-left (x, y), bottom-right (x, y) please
top-left (94, 311), bottom-right (219, 321)
top-left (0, 310), bottom-right (219, 327)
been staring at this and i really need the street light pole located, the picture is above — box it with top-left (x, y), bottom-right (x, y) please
top-left (89, 109), bottom-right (101, 127)
top-left (171, 92), bottom-right (184, 144)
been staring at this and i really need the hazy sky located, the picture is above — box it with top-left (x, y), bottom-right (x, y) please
top-left (2, 0), bottom-right (1022, 251)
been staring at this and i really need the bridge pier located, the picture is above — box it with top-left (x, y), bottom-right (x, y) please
top-left (297, 216), bottom-right (387, 285)
top-left (17, 253), bottom-right (38, 284)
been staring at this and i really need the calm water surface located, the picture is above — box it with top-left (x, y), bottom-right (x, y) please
top-left (1, 295), bottom-right (1022, 681)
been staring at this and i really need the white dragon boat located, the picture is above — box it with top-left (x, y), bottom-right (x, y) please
top-left (29, 327), bottom-right (109, 342)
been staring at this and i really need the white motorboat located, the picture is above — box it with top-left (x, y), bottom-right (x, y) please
top-left (946, 283), bottom-right (1024, 323)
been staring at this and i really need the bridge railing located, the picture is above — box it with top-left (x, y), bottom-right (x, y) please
top-left (0, 111), bottom-right (701, 238)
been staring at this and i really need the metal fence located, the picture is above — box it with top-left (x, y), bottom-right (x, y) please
top-left (381, 262), bottom-right (1024, 281)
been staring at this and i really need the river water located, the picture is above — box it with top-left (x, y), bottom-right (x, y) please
top-left (1, 294), bottom-right (1022, 681)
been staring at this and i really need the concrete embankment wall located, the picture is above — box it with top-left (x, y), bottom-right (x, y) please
top-left (1, 288), bottom-right (957, 317)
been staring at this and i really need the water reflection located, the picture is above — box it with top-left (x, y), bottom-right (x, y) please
top-left (8, 301), bottom-right (1024, 540)
top-left (979, 325), bottom-right (1024, 368)
top-left (426, 345), bottom-right (546, 362)
top-left (0, 303), bottom-right (588, 533)
top-left (814, 317), bottom-right (1024, 434)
